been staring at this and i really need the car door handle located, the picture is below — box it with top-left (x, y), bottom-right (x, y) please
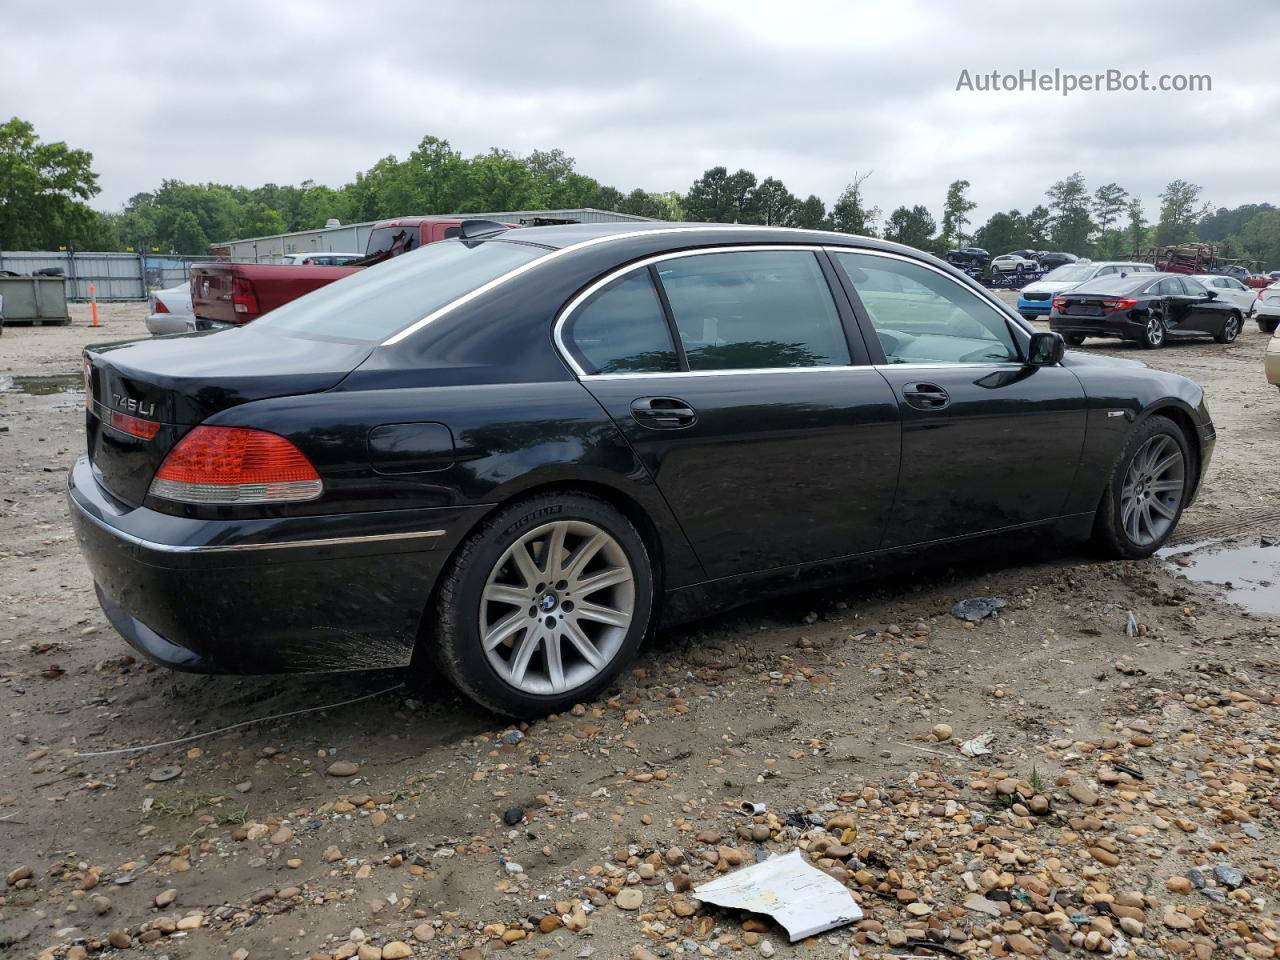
top-left (902, 382), bottom-right (950, 411)
top-left (630, 396), bottom-right (697, 429)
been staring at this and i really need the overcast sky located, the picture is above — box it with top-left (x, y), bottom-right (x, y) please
top-left (5, 0), bottom-right (1278, 229)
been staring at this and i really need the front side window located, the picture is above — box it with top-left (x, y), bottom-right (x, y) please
top-left (834, 252), bottom-right (1018, 364)
top-left (252, 239), bottom-right (547, 342)
top-left (656, 250), bottom-right (850, 370)
top-left (564, 270), bottom-right (679, 375)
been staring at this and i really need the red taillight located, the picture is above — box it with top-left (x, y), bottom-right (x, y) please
top-left (154, 299), bottom-right (170, 314)
top-left (1051, 296), bottom-right (1067, 311)
top-left (109, 410), bottom-right (161, 440)
top-left (149, 427), bottom-right (322, 505)
top-left (1101, 298), bottom-right (1138, 311)
top-left (232, 277), bottom-right (259, 316)
top-left (1258, 289), bottom-right (1265, 300)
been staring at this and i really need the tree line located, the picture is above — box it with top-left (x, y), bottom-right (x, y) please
top-left (2, 116), bottom-right (1279, 270)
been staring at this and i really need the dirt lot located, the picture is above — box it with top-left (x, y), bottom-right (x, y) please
top-left (1, 302), bottom-right (1278, 960)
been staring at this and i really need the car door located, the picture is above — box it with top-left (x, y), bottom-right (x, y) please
top-left (1177, 277), bottom-right (1221, 334)
top-left (559, 247), bottom-right (902, 580)
top-left (829, 249), bottom-right (1087, 548)
top-left (1152, 277), bottom-right (1194, 335)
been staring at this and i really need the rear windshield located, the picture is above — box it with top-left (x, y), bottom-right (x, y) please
top-left (1043, 264), bottom-right (1095, 282)
top-left (252, 239), bottom-right (548, 342)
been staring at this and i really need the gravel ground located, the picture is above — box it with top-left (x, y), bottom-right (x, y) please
top-left (1, 301), bottom-right (1277, 960)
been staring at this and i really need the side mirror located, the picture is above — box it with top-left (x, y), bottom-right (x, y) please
top-left (1027, 331), bottom-right (1065, 366)
top-left (1204, 289), bottom-right (1217, 299)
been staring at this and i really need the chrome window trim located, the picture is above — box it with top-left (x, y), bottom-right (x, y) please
top-left (585, 364), bottom-right (881, 382)
top-left (553, 244), bottom-right (843, 378)
top-left (822, 246), bottom-right (1035, 340)
top-left (382, 225), bottom-right (807, 346)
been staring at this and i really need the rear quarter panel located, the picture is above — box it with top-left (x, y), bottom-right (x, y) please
top-left (203, 380), bottom-right (706, 588)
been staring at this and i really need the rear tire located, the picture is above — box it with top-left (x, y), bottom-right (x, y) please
top-left (427, 493), bottom-right (654, 718)
top-left (1259, 317), bottom-right (1279, 334)
top-left (1214, 312), bottom-right (1241, 344)
top-left (1093, 415), bottom-right (1191, 559)
top-left (1139, 312), bottom-right (1166, 349)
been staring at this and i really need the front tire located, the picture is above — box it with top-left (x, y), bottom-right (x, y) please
top-left (1063, 333), bottom-right (1086, 346)
top-left (1093, 416), bottom-right (1191, 559)
top-left (1214, 312), bottom-right (1241, 344)
top-left (428, 493), bottom-right (654, 718)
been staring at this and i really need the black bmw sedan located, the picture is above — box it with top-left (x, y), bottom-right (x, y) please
top-left (69, 222), bottom-right (1215, 716)
top-left (1049, 272), bottom-right (1245, 348)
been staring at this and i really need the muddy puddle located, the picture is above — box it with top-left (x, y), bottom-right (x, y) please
top-left (0, 372), bottom-right (85, 410)
top-left (1162, 537), bottom-right (1280, 614)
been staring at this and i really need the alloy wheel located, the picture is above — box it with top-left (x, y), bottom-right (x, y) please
top-left (479, 520), bottom-right (635, 695)
top-left (1119, 434), bottom-right (1185, 547)
top-left (1146, 316), bottom-right (1165, 347)
top-left (1224, 315), bottom-right (1239, 341)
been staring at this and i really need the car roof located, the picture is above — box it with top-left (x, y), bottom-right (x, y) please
top-left (1069, 272), bottom-right (1176, 295)
top-left (493, 220), bottom-right (928, 256)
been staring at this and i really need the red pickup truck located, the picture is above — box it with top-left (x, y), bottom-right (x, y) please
top-left (190, 217), bottom-right (486, 327)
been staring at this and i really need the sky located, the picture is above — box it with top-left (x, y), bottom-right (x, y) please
top-left (5, 0), bottom-right (1278, 230)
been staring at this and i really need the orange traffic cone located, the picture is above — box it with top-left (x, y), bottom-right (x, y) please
top-left (89, 284), bottom-right (101, 327)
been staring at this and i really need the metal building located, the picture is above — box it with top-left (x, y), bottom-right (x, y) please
top-left (213, 208), bottom-right (659, 262)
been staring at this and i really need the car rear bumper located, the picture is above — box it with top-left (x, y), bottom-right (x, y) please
top-left (66, 456), bottom-right (483, 674)
top-left (1049, 313), bottom-right (1143, 340)
top-left (145, 312), bottom-right (195, 336)
top-left (1017, 297), bottom-right (1051, 316)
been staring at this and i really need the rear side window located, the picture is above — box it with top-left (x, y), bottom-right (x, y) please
top-left (656, 250), bottom-right (850, 370)
top-left (252, 239), bottom-right (547, 342)
top-left (1182, 278), bottom-right (1208, 296)
top-left (564, 270), bottom-right (679, 375)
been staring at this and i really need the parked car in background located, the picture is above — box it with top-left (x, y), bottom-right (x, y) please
top-left (191, 217), bottom-right (508, 327)
top-left (1050, 273), bottom-right (1244, 348)
top-left (1017, 261), bottom-right (1155, 319)
top-left (1192, 275), bottom-right (1257, 317)
top-left (279, 252), bottom-right (362, 266)
top-left (990, 253), bottom-right (1038, 275)
top-left (1266, 322), bottom-right (1280, 390)
top-left (144, 282), bottom-right (195, 335)
top-left (1255, 282), bottom-right (1280, 333)
top-left (69, 222), bottom-right (1216, 716)
top-left (1036, 252), bottom-right (1078, 271)
top-left (945, 246), bottom-right (990, 268)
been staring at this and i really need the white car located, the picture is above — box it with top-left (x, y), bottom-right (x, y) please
top-left (1016, 261), bottom-right (1156, 320)
top-left (145, 282), bottom-right (195, 335)
top-left (1255, 282), bottom-right (1280, 334)
top-left (990, 253), bottom-right (1039, 275)
top-left (1192, 275), bottom-right (1257, 318)
top-left (278, 252), bottom-right (362, 266)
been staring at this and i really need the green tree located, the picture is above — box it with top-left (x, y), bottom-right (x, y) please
top-left (461, 149), bottom-right (538, 212)
top-left (1155, 179), bottom-right (1210, 245)
top-left (831, 172), bottom-right (879, 236)
top-left (792, 195), bottom-right (829, 230)
top-left (1092, 182), bottom-right (1129, 237)
top-left (940, 179), bottom-right (976, 248)
top-left (1126, 197), bottom-right (1148, 256)
top-left (751, 177), bottom-right (799, 226)
top-left (1024, 205), bottom-right (1052, 248)
top-left (617, 188), bottom-right (666, 219)
top-left (883, 204), bottom-right (937, 251)
top-left (1045, 173), bottom-right (1093, 253)
top-left (0, 117), bottom-right (101, 249)
top-left (683, 166), bottom-right (733, 222)
top-left (972, 210), bottom-right (1030, 255)
top-left (1199, 203), bottom-right (1276, 243)
top-left (1236, 209), bottom-right (1280, 271)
